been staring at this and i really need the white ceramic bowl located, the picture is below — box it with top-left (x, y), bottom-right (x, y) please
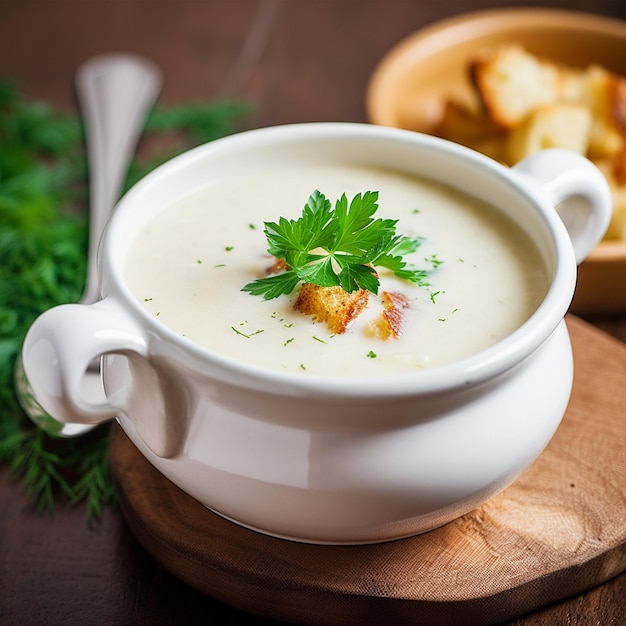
top-left (21, 123), bottom-right (611, 543)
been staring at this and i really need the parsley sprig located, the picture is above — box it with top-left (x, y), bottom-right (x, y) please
top-left (242, 190), bottom-right (430, 300)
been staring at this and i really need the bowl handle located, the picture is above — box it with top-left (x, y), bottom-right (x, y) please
top-left (21, 297), bottom-right (148, 426)
top-left (512, 148), bottom-right (612, 264)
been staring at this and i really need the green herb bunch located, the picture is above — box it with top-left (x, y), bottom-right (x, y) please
top-left (242, 189), bottom-right (430, 300)
top-left (0, 78), bottom-right (250, 519)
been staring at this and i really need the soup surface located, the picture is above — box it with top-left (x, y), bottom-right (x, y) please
top-left (125, 163), bottom-right (549, 376)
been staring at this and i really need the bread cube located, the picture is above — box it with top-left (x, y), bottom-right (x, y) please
top-left (471, 45), bottom-right (560, 128)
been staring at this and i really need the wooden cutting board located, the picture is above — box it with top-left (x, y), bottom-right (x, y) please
top-left (108, 315), bottom-right (626, 625)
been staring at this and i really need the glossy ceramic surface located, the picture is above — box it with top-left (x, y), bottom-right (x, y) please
top-left (21, 123), bottom-right (611, 543)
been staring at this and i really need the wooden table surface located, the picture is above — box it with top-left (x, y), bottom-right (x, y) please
top-left (1, 1), bottom-right (625, 624)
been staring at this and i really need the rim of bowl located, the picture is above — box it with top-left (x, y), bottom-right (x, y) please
top-left (103, 122), bottom-right (576, 399)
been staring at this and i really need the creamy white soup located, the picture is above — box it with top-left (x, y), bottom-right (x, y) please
top-left (125, 164), bottom-right (549, 377)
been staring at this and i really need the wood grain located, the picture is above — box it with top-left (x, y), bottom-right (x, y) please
top-left (109, 315), bottom-right (626, 626)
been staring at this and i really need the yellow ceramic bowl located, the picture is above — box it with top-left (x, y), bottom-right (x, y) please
top-left (366, 8), bottom-right (626, 314)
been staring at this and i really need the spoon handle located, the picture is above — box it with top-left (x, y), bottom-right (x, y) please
top-left (14, 54), bottom-right (161, 438)
top-left (75, 53), bottom-right (162, 304)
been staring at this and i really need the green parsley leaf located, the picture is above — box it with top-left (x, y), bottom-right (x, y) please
top-left (243, 190), bottom-right (433, 300)
top-left (240, 271), bottom-right (302, 300)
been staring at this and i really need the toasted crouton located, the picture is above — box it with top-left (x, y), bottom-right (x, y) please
top-left (612, 74), bottom-right (626, 133)
top-left (294, 283), bottom-right (369, 334)
top-left (435, 100), bottom-right (508, 161)
top-left (613, 145), bottom-right (626, 185)
top-left (594, 158), bottom-right (626, 239)
top-left (367, 291), bottom-right (410, 340)
top-left (471, 45), bottom-right (560, 128)
top-left (579, 65), bottom-right (626, 158)
top-left (556, 67), bottom-right (588, 103)
top-left (505, 103), bottom-right (592, 164)
top-left (437, 99), bottom-right (500, 143)
top-left (608, 181), bottom-right (626, 240)
top-left (265, 257), bottom-right (288, 275)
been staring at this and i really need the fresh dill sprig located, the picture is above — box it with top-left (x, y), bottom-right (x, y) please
top-left (0, 77), bottom-right (250, 520)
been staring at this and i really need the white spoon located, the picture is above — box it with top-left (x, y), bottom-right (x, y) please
top-left (14, 53), bottom-right (162, 437)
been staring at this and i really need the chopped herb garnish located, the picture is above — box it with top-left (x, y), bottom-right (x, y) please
top-left (225, 246), bottom-right (234, 252)
top-left (231, 326), bottom-right (264, 338)
top-left (312, 335), bottom-right (327, 344)
top-left (367, 350), bottom-right (377, 358)
top-left (242, 190), bottom-right (431, 300)
top-left (430, 291), bottom-right (440, 304)
top-left (428, 254), bottom-right (443, 268)
top-left (284, 338), bottom-right (294, 346)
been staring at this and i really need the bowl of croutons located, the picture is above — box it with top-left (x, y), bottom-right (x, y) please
top-left (366, 8), bottom-right (626, 314)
